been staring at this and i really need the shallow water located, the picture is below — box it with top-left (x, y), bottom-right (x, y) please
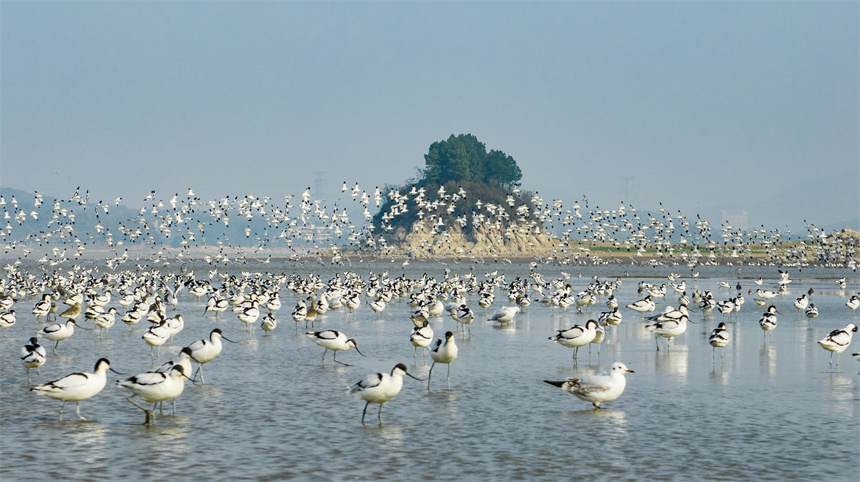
top-left (1, 262), bottom-right (858, 479)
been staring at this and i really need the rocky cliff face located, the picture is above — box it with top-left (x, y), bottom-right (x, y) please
top-left (381, 224), bottom-right (559, 258)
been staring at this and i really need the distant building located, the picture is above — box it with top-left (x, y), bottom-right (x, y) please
top-left (721, 210), bottom-right (749, 231)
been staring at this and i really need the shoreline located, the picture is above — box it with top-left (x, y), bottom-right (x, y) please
top-left (2, 231), bottom-right (857, 269)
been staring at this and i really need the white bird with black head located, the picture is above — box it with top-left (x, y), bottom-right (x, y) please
top-left (21, 337), bottom-right (47, 383)
top-left (306, 330), bottom-right (364, 365)
top-left (818, 324), bottom-right (857, 368)
top-left (31, 358), bottom-right (119, 421)
top-left (117, 364), bottom-right (191, 424)
top-left (428, 331), bottom-right (458, 390)
top-left (348, 363), bottom-right (419, 424)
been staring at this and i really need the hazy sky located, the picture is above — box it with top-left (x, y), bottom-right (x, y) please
top-left (2, 1), bottom-right (857, 232)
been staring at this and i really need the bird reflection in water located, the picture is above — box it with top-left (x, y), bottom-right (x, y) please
top-left (760, 344), bottom-right (777, 376)
top-left (655, 346), bottom-right (688, 378)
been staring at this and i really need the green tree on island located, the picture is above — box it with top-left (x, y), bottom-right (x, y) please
top-left (422, 134), bottom-right (522, 189)
top-left (370, 134), bottom-right (537, 247)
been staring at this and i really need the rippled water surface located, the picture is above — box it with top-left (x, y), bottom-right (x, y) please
top-left (1, 262), bottom-right (858, 479)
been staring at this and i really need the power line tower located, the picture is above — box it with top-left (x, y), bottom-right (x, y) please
top-left (313, 172), bottom-right (327, 201)
top-left (621, 177), bottom-right (633, 205)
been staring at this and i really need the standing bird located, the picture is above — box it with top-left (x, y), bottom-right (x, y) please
top-left (122, 308), bottom-right (145, 330)
top-left (645, 315), bottom-right (688, 351)
top-left (590, 324), bottom-right (606, 356)
top-left (428, 331), bottom-right (458, 390)
top-left (306, 330), bottom-right (364, 365)
top-left (142, 321), bottom-right (170, 361)
top-left (30, 358), bottom-right (117, 421)
top-left (598, 307), bottom-right (623, 327)
top-left (58, 302), bottom-right (82, 322)
top-left (204, 296), bottom-right (229, 320)
top-left (794, 294), bottom-right (809, 311)
top-left (261, 313), bottom-right (278, 334)
top-left (606, 295), bottom-right (618, 309)
top-left (265, 292), bottom-right (282, 312)
top-left (0, 309), bottom-right (16, 336)
top-left (817, 324), bottom-right (857, 368)
top-left (184, 328), bottom-right (237, 384)
top-left (626, 296), bottom-right (656, 314)
top-left (410, 306), bottom-right (430, 327)
top-left (708, 322), bottom-right (730, 360)
top-left (33, 294), bottom-right (53, 323)
top-left (755, 289), bottom-right (778, 300)
top-left (488, 306), bottom-right (520, 325)
top-left (544, 362), bottom-right (634, 409)
top-left (37, 319), bottom-right (82, 354)
top-left (291, 300), bottom-right (308, 328)
top-left (549, 320), bottom-right (598, 362)
top-left (21, 337), bottom-right (47, 383)
top-left (117, 364), bottom-right (191, 425)
top-left (153, 346), bottom-right (196, 414)
top-left (368, 297), bottom-right (386, 316)
top-left (237, 302), bottom-right (261, 333)
top-left (94, 307), bottom-right (117, 339)
top-left (453, 304), bottom-right (475, 335)
top-left (410, 320), bottom-right (434, 360)
top-left (348, 363), bottom-right (419, 424)
top-left (164, 314), bottom-right (184, 344)
top-left (759, 305), bottom-right (779, 339)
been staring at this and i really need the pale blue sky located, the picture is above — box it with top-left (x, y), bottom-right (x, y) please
top-left (2, 1), bottom-right (857, 231)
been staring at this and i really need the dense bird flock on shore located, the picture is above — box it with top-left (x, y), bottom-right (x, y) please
top-left (3, 257), bottom-right (859, 424)
top-left (0, 184), bottom-right (858, 424)
top-left (0, 184), bottom-right (855, 268)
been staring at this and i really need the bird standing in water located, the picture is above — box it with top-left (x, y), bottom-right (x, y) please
top-left (348, 363), bottom-right (419, 424)
top-left (428, 331), bottom-right (458, 390)
top-left (31, 358), bottom-right (118, 421)
top-left (544, 362), bottom-right (634, 409)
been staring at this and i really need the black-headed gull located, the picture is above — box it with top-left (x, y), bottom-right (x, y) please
top-left (544, 362), bottom-right (634, 409)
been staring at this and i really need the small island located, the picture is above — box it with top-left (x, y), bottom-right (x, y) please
top-left (368, 133), bottom-right (558, 259)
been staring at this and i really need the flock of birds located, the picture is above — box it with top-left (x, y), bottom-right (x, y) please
top-left (0, 184), bottom-right (856, 424)
top-left (0, 183), bottom-right (855, 270)
top-left (3, 257), bottom-right (859, 425)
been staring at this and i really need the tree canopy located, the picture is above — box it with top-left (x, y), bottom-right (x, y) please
top-left (422, 134), bottom-right (522, 189)
top-left (369, 134), bottom-right (535, 245)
